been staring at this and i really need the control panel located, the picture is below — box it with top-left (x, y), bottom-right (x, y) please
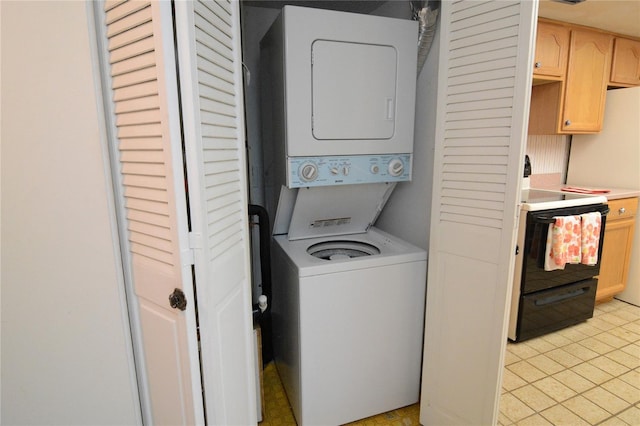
top-left (287, 154), bottom-right (412, 188)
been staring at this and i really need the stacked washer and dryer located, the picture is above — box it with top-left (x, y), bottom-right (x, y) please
top-left (260, 6), bottom-right (426, 425)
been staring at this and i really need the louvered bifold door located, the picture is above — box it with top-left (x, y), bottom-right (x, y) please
top-left (420, 1), bottom-right (536, 425)
top-left (101, 1), bottom-right (204, 424)
top-left (174, 1), bottom-right (257, 424)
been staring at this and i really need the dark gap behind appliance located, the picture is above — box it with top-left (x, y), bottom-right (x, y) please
top-left (249, 204), bottom-right (273, 365)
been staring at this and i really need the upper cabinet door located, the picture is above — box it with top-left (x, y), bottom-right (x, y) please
top-left (533, 21), bottom-right (570, 78)
top-left (610, 37), bottom-right (640, 87)
top-left (562, 29), bottom-right (613, 133)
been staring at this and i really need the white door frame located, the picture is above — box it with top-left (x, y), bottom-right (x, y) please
top-left (84, 1), bottom-right (144, 423)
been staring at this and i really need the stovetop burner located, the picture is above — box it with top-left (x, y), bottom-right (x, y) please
top-left (521, 189), bottom-right (607, 211)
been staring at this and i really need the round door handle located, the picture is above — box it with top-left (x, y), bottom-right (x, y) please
top-left (565, 119), bottom-right (572, 126)
top-left (169, 288), bottom-right (187, 311)
top-left (535, 62), bottom-right (542, 68)
top-left (619, 207), bottom-right (626, 214)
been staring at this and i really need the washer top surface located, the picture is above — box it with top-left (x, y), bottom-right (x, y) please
top-left (273, 227), bottom-right (426, 277)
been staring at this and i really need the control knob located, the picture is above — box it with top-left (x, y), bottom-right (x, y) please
top-left (388, 158), bottom-right (405, 177)
top-left (298, 162), bottom-right (319, 182)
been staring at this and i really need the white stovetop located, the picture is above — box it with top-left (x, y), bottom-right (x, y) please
top-left (521, 188), bottom-right (608, 212)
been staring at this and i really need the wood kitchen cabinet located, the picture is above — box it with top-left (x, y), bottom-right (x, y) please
top-left (533, 21), bottom-right (569, 80)
top-left (562, 29), bottom-right (613, 133)
top-left (596, 197), bottom-right (638, 302)
top-left (610, 37), bottom-right (640, 87)
top-left (529, 21), bottom-right (614, 135)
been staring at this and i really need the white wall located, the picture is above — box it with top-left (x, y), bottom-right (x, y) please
top-left (1, 2), bottom-right (140, 424)
top-left (526, 134), bottom-right (569, 177)
top-left (240, 5), bottom-right (281, 300)
top-left (568, 87), bottom-right (640, 306)
top-left (375, 7), bottom-right (439, 252)
top-left (241, 5), bottom-right (280, 208)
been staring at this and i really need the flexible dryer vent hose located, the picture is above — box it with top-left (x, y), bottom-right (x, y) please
top-left (412, 0), bottom-right (441, 74)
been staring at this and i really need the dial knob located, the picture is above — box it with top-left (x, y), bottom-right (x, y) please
top-left (388, 158), bottom-right (405, 177)
top-left (299, 162), bottom-right (318, 182)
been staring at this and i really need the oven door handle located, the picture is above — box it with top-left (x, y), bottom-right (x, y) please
top-left (532, 208), bottom-right (610, 224)
top-left (534, 287), bottom-right (588, 306)
top-left (531, 216), bottom-right (557, 224)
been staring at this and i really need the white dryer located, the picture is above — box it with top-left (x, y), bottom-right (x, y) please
top-left (260, 5), bottom-right (419, 228)
top-left (270, 185), bottom-right (427, 425)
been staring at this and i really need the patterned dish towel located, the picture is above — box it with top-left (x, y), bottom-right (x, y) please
top-left (544, 215), bottom-right (582, 271)
top-left (580, 212), bottom-right (602, 266)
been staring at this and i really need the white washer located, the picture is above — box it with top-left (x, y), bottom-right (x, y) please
top-left (271, 222), bottom-right (426, 425)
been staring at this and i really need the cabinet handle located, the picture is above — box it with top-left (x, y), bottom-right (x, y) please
top-left (535, 62), bottom-right (542, 68)
top-left (619, 207), bottom-right (626, 214)
top-left (565, 119), bottom-right (571, 126)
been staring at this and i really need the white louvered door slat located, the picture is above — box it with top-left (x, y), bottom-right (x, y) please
top-left (107, 6), bottom-right (152, 36)
top-left (421, 1), bottom-right (536, 424)
top-left (110, 36), bottom-right (155, 56)
top-left (175, 0), bottom-right (257, 424)
top-left (100, 1), bottom-right (204, 424)
top-left (108, 23), bottom-right (154, 51)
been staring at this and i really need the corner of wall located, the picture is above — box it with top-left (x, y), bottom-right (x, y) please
top-left (375, 21), bottom-right (440, 252)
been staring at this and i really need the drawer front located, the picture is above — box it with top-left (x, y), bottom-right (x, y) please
top-left (517, 279), bottom-right (597, 342)
top-left (607, 197), bottom-right (638, 220)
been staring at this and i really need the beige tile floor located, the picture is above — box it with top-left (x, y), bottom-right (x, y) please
top-left (500, 298), bottom-right (640, 426)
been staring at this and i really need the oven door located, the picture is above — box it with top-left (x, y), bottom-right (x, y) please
top-left (520, 203), bottom-right (609, 294)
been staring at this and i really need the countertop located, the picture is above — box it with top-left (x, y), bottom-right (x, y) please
top-left (533, 184), bottom-right (640, 201)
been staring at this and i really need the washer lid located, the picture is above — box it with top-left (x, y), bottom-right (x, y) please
top-left (276, 182), bottom-right (396, 240)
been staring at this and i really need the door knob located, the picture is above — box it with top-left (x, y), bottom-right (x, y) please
top-left (169, 288), bottom-right (187, 311)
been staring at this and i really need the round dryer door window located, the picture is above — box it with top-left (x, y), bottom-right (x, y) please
top-left (307, 240), bottom-right (380, 261)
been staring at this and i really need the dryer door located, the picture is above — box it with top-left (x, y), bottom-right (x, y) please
top-left (311, 40), bottom-right (397, 140)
